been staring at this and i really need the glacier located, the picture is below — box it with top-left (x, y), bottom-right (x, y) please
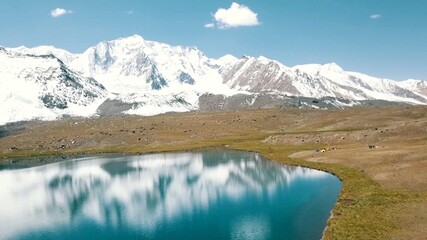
top-left (0, 35), bottom-right (426, 125)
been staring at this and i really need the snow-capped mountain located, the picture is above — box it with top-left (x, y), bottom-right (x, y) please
top-left (221, 56), bottom-right (427, 104)
top-left (1, 35), bottom-right (426, 125)
top-left (294, 63), bottom-right (427, 103)
top-left (0, 47), bottom-right (107, 124)
top-left (397, 79), bottom-right (427, 98)
top-left (69, 35), bottom-right (229, 94)
top-left (64, 35), bottom-right (242, 117)
top-left (7, 45), bottom-right (78, 65)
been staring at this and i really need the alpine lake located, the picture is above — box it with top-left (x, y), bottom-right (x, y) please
top-left (0, 149), bottom-right (341, 240)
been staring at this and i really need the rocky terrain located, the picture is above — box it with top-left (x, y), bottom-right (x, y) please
top-left (0, 105), bottom-right (426, 239)
top-left (1, 35), bottom-right (426, 125)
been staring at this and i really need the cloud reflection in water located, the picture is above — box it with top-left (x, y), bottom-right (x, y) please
top-left (0, 150), bottom-right (331, 239)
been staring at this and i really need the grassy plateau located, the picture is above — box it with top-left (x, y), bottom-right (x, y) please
top-left (1, 106), bottom-right (426, 239)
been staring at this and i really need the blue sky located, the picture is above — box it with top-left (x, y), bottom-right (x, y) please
top-left (1, 0), bottom-right (426, 80)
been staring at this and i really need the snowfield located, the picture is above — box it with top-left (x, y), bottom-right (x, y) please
top-left (0, 35), bottom-right (426, 125)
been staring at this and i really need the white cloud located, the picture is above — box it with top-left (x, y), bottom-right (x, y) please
top-left (370, 14), bottom-right (381, 19)
top-left (127, 10), bottom-right (134, 15)
top-left (204, 23), bottom-right (215, 28)
top-left (211, 2), bottom-right (260, 29)
top-left (51, 8), bottom-right (73, 18)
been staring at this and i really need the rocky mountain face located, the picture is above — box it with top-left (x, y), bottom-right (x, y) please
top-left (0, 47), bottom-right (107, 124)
top-left (7, 45), bottom-right (79, 65)
top-left (68, 35), bottom-right (226, 93)
top-left (1, 35), bottom-right (426, 124)
top-left (397, 79), bottom-right (427, 98)
top-left (222, 57), bottom-right (427, 104)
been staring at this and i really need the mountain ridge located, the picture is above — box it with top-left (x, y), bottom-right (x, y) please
top-left (1, 35), bottom-right (426, 125)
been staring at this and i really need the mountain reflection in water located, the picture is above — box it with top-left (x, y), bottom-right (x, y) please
top-left (0, 150), bottom-right (340, 240)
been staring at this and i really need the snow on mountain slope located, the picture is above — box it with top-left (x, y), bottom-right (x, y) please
top-left (397, 79), bottom-right (427, 98)
top-left (69, 35), bottom-right (230, 95)
top-left (6, 45), bottom-right (78, 65)
top-left (222, 56), bottom-right (363, 99)
top-left (293, 63), bottom-right (351, 86)
top-left (222, 56), bottom-right (298, 94)
top-left (222, 57), bottom-right (427, 104)
top-left (1, 35), bottom-right (426, 125)
top-left (63, 35), bottom-right (240, 115)
top-left (120, 90), bottom-right (200, 116)
top-left (345, 71), bottom-right (427, 103)
top-left (217, 54), bottom-right (239, 71)
top-left (292, 63), bottom-right (427, 103)
top-left (0, 47), bottom-right (107, 125)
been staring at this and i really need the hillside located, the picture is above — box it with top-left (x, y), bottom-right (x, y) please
top-left (1, 35), bottom-right (426, 125)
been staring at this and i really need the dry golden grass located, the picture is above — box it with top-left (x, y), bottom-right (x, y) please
top-left (1, 105), bottom-right (426, 239)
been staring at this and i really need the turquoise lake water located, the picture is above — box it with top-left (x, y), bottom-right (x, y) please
top-left (0, 150), bottom-right (341, 240)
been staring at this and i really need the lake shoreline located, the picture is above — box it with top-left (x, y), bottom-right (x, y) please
top-left (0, 150), bottom-right (341, 239)
top-left (1, 106), bottom-right (426, 239)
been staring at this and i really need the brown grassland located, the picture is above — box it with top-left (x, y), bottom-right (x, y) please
top-left (1, 105), bottom-right (426, 239)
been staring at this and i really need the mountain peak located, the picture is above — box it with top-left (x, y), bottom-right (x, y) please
top-left (217, 54), bottom-right (238, 66)
top-left (257, 56), bottom-right (273, 64)
top-left (123, 34), bottom-right (144, 41)
top-left (1, 35), bottom-right (426, 125)
top-left (109, 34), bottom-right (146, 47)
top-left (323, 62), bottom-right (344, 72)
